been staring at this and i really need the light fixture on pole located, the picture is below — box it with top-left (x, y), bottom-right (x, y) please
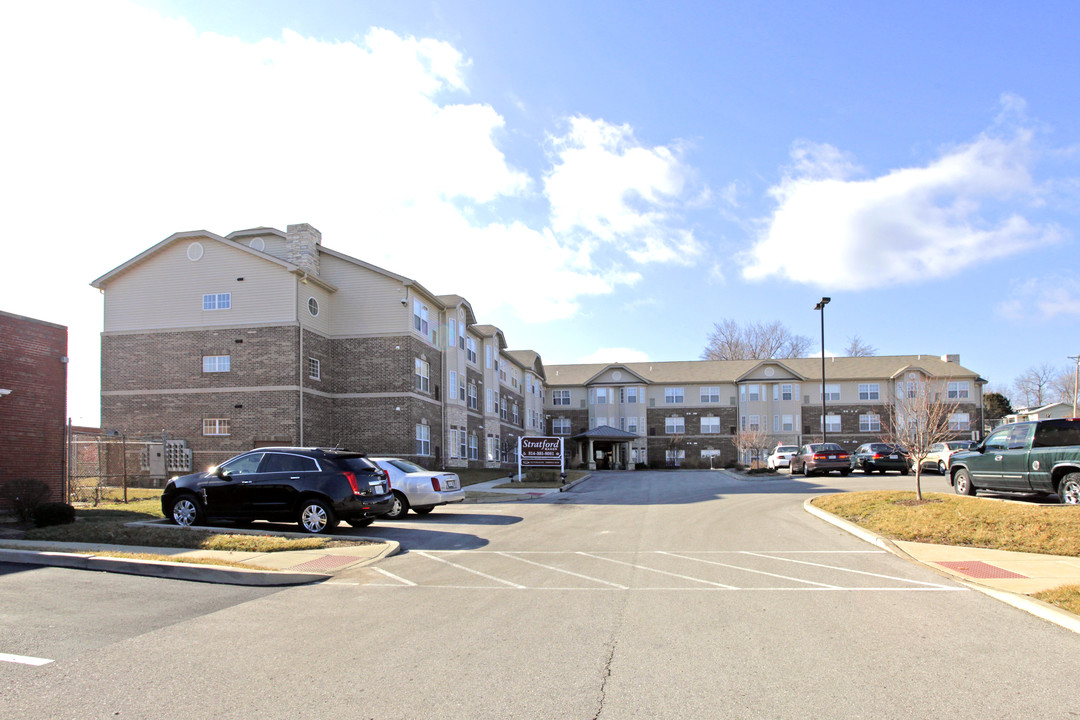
top-left (1070, 355), bottom-right (1080, 419)
top-left (814, 297), bottom-right (831, 442)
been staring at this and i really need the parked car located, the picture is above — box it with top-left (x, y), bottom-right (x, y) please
top-left (767, 445), bottom-right (799, 470)
top-left (917, 441), bottom-right (978, 474)
top-left (161, 447), bottom-right (394, 533)
top-left (949, 419), bottom-right (1080, 504)
top-left (369, 457), bottom-right (466, 519)
top-left (851, 443), bottom-right (910, 475)
top-left (791, 443), bottom-right (851, 476)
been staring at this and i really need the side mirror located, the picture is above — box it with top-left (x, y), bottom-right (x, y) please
top-left (211, 466), bottom-right (232, 479)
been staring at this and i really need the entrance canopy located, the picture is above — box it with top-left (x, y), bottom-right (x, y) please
top-left (571, 425), bottom-right (640, 470)
top-left (571, 425), bottom-right (640, 442)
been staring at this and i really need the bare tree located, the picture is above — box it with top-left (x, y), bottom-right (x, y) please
top-left (844, 334), bottom-right (877, 357)
top-left (882, 377), bottom-right (965, 501)
top-left (702, 319), bottom-right (812, 361)
top-left (1051, 366), bottom-right (1079, 408)
top-left (733, 427), bottom-right (774, 469)
top-left (1013, 363), bottom-right (1057, 408)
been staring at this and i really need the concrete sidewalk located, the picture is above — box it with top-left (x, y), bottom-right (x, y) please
top-left (804, 499), bottom-right (1080, 634)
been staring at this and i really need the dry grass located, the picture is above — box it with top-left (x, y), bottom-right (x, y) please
top-left (811, 491), bottom-right (1080, 557)
top-left (90, 551), bottom-right (266, 569)
top-left (1033, 585), bottom-right (1080, 615)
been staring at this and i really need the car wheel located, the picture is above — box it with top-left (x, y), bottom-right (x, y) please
top-left (1058, 473), bottom-right (1080, 505)
top-left (169, 494), bottom-right (204, 527)
top-left (937, 460), bottom-right (947, 475)
top-left (862, 466), bottom-right (871, 475)
top-left (954, 468), bottom-right (976, 497)
top-left (840, 469), bottom-right (850, 477)
top-left (298, 499), bottom-right (338, 533)
top-left (384, 491), bottom-right (410, 520)
top-left (900, 467), bottom-right (909, 476)
top-left (878, 469), bottom-right (885, 474)
top-left (412, 507), bottom-right (434, 515)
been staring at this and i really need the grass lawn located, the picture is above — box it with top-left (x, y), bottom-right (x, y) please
top-left (812, 490), bottom-right (1080, 616)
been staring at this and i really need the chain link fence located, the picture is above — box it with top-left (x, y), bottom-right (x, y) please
top-left (66, 428), bottom-right (192, 504)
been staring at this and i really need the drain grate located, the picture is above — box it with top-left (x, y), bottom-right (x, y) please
top-left (936, 560), bottom-right (1028, 579)
top-left (289, 555), bottom-right (362, 572)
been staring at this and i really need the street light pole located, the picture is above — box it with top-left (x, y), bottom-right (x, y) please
top-left (1069, 355), bottom-right (1080, 419)
top-left (814, 297), bottom-right (831, 443)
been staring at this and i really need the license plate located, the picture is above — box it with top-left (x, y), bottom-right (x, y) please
top-left (445, 480), bottom-right (457, 489)
top-left (889, 454), bottom-right (898, 459)
top-left (828, 455), bottom-right (836, 459)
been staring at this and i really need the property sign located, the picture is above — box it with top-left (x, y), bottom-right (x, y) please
top-left (519, 436), bottom-right (564, 467)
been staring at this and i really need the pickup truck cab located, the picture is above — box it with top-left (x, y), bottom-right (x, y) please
top-left (949, 418), bottom-right (1080, 504)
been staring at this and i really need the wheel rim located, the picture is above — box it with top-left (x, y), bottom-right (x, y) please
top-left (173, 498), bottom-right (197, 526)
top-left (301, 504), bottom-right (328, 532)
top-left (1063, 480), bottom-right (1080, 505)
top-left (957, 475), bottom-right (968, 493)
top-left (389, 496), bottom-right (403, 517)
top-left (938, 461), bottom-right (946, 474)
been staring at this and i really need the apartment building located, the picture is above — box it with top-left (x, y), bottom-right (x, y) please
top-left (92, 224), bottom-right (545, 471)
top-left (543, 355), bottom-right (985, 469)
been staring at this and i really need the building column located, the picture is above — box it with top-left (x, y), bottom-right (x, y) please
top-left (587, 439), bottom-right (596, 470)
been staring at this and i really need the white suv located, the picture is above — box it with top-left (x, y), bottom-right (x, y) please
top-left (767, 445), bottom-right (799, 470)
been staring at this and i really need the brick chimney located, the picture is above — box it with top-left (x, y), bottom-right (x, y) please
top-left (286, 223), bottom-right (321, 276)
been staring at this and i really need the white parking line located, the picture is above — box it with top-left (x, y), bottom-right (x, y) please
top-left (496, 551), bottom-right (629, 589)
top-left (370, 566), bottom-right (416, 586)
top-left (414, 550), bottom-right (526, 589)
top-left (739, 551), bottom-right (954, 589)
top-left (577, 551), bottom-right (740, 589)
top-left (657, 551), bottom-right (842, 588)
top-left (1, 653), bottom-right (54, 666)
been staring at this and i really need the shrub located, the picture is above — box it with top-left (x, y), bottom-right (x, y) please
top-left (32, 502), bottom-right (77, 527)
top-left (0, 478), bottom-right (52, 522)
top-left (526, 469), bottom-right (561, 483)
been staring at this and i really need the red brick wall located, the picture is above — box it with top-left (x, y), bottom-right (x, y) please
top-left (0, 311), bottom-right (68, 503)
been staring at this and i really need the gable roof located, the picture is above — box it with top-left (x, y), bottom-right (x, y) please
top-left (504, 350), bottom-right (547, 380)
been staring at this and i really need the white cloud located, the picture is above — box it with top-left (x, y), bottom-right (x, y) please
top-left (576, 347), bottom-right (650, 364)
top-left (741, 128), bottom-right (1061, 290)
top-left (544, 116), bottom-right (704, 264)
top-left (998, 276), bottom-right (1080, 321)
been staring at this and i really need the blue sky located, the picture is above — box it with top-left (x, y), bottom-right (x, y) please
top-left (2, 0), bottom-right (1078, 425)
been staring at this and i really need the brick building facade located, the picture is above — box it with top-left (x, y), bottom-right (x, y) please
top-left (0, 311), bottom-right (68, 502)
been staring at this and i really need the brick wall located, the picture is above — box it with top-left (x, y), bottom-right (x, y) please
top-left (0, 311), bottom-right (67, 503)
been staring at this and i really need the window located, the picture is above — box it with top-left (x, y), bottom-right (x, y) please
top-left (700, 387), bottom-right (720, 403)
top-left (414, 358), bottom-right (430, 392)
top-left (202, 355), bottom-right (230, 373)
top-left (416, 424), bottom-right (431, 456)
top-left (748, 414), bottom-right (760, 431)
top-left (512, 405), bottom-right (519, 425)
top-left (858, 383), bottom-right (880, 401)
top-left (262, 453), bottom-right (318, 473)
top-left (459, 320), bottom-right (466, 350)
top-left (413, 300), bottom-right (429, 336)
top-left (627, 416), bottom-right (641, 433)
top-left (782, 414), bottom-right (795, 432)
top-left (666, 416), bottom-right (685, 434)
top-left (203, 418), bottom-right (230, 436)
top-left (307, 297), bottom-right (319, 317)
top-left (448, 319), bottom-right (457, 349)
top-left (823, 384), bottom-right (840, 401)
top-left (948, 382), bottom-right (970, 399)
top-left (553, 418), bottom-right (571, 435)
top-left (308, 357), bottom-right (321, 381)
top-left (218, 452), bottom-right (261, 474)
top-left (449, 428), bottom-right (460, 458)
top-left (499, 363), bottom-right (507, 383)
top-left (458, 429), bottom-right (468, 459)
top-left (822, 415), bottom-right (841, 433)
top-left (781, 384), bottom-right (794, 401)
top-left (449, 371), bottom-right (458, 401)
top-left (625, 387), bottom-right (640, 404)
top-left (202, 293), bottom-right (231, 311)
top-left (747, 384), bottom-right (760, 402)
top-left (665, 387), bottom-right (684, 404)
top-left (486, 389), bottom-right (493, 413)
top-left (469, 433), bottom-right (478, 460)
top-left (486, 344), bottom-right (492, 369)
top-left (553, 390), bottom-right (571, 406)
top-left (592, 387), bottom-right (610, 404)
top-left (466, 337), bottom-right (478, 364)
top-left (949, 413), bottom-right (971, 431)
top-left (701, 416), bottom-right (720, 434)
top-left (665, 449), bottom-right (685, 466)
top-left (486, 435), bottom-right (497, 461)
top-left (701, 448), bottom-right (722, 460)
top-left (860, 414), bottom-right (881, 432)
top-left (468, 382), bottom-right (478, 410)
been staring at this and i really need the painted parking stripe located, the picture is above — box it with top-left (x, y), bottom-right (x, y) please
top-left (370, 566), bottom-right (416, 586)
top-left (657, 551), bottom-right (842, 588)
top-left (1, 653), bottom-right (54, 666)
top-left (739, 551), bottom-right (955, 588)
top-left (414, 551), bottom-right (526, 589)
top-left (577, 551), bottom-right (739, 589)
top-left (497, 551), bottom-right (629, 589)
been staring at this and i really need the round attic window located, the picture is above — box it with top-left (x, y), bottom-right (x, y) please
top-left (187, 242), bottom-right (204, 261)
top-left (764, 367), bottom-right (775, 377)
top-left (249, 237), bottom-right (265, 251)
top-left (308, 297), bottom-right (319, 317)
top-left (612, 371), bottom-right (623, 381)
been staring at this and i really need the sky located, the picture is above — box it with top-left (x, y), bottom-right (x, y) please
top-left (2, 0), bottom-right (1078, 426)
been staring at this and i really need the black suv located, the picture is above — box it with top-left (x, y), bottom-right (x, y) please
top-left (851, 443), bottom-right (910, 475)
top-left (161, 447), bottom-right (394, 533)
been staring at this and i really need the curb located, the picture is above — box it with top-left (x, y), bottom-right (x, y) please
top-left (0, 547), bottom-right (328, 586)
top-left (803, 498), bottom-right (1080, 635)
top-left (560, 474), bottom-right (592, 492)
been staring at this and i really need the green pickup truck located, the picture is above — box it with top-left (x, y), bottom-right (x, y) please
top-left (949, 418), bottom-right (1080, 504)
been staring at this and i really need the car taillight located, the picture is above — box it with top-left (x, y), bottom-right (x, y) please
top-left (872, 453), bottom-right (884, 459)
top-left (382, 469), bottom-right (391, 488)
top-left (431, 477), bottom-right (442, 492)
top-left (813, 453), bottom-right (828, 460)
top-left (837, 453), bottom-right (849, 459)
top-left (344, 471), bottom-right (361, 495)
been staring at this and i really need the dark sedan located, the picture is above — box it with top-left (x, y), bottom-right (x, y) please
top-left (791, 443), bottom-right (851, 476)
top-left (851, 443), bottom-right (910, 475)
top-left (161, 447), bottom-right (394, 533)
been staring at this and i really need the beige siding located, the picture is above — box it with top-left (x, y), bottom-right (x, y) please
top-left (103, 240), bottom-right (296, 332)
top-left (319, 254), bottom-right (410, 336)
top-left (298, 283), bottom-right (332, 336)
